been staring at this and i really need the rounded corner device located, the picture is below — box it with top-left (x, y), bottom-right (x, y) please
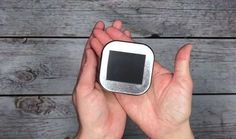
top-left (99, 41), bottom-right (154, 95)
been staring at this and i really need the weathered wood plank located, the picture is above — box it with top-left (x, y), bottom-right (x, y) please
top-left (191, 95), bottom-right (236, 139)
top-left (1, 95), bottom-right (236, 139)
top-left (0, 38), bottom-right (235, 95)
top-left (0, 96), bottom-right (147, 139)
top-left (0, 0), bottom-right (235, 37)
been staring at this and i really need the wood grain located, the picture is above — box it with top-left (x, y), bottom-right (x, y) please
top-left (0, 96), bottom-right (147, 139)
top-left (0, 38), bottom-right (235, 95)
top-left (0, 0), bottom-right (235, 37)
top-left (1, 95), bottom-right (236, 139)
top-left (191, 95), bottom-right (236, 139)
top-left (1, 0), bottom-right (235, 139)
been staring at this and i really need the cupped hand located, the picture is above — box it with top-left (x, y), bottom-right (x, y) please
top-left (91, 20), bottom-right (194, 139)
top-left (73, 21), bottom-right (127, 139)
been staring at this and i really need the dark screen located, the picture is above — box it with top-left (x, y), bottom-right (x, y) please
top-left (106, 51), bottom-right (146, 84)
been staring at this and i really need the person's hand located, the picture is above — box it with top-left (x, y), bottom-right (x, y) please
top-left (115, 44), bottom-right (194, 139)
top-left (73, 21), bottom-right (127, 139)
top-left (91, 20), bottom-right (194, 139)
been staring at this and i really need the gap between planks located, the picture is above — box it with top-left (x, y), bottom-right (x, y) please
top-left (1, 36), bottom-right (236, 39)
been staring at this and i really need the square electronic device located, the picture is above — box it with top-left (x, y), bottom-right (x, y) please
top-left (99, 41), bottom-right (154, 95)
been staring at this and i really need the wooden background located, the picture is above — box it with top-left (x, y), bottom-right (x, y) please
top-left (0, 0), bottom-right (236, 138)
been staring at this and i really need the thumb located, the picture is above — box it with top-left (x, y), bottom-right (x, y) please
top-left (174, 44), bottom-right (192, 80)
top-left (77, 49), bottom-right (97, 94)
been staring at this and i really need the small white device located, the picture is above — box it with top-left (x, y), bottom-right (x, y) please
top-left (99, 41), bottom-right (154, 95)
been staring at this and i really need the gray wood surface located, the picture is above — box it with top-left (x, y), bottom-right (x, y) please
top-left (1, 0), bottom-right (235, 138)
top-left (0, 0), bottom-right (236, 37)
top-left (0, 96), bottom-right (147, 139)
top-left (191, 95), bottom-right (236, 139)
top-left (0, 95), bottom-right (236, 139)
top-left (0, 38), bottom-right (235, 95)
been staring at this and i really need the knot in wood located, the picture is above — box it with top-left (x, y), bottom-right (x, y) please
top-left (15, 97), bottom-right (56, 115)
top-left (14, 69), bottom-right (36, 83)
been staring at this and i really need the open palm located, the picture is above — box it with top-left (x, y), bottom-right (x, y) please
top-left (115, 46), bottom-right (193, 138)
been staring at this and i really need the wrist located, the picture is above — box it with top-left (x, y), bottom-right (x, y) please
top-left (75, 128), bottom-right (120, 139)
top-left (160, 121), bottom-right (194, 139)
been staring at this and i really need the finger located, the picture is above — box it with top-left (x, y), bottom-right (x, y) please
top-left (173, 44), bottom-right (192, 80)
top-left (112, 19), bottom-right (123, 30)
top-left (95, 20), bottom-right (105, 30)
top-left (90, 37), bottom-right (103, 57)
top-left (123, 30), bottom-right (131, 38)
top-left (82, 21), bottom-right (105, 66)
top-left (106, 27), bottom-right (132, 42)
top-left (77, 21), bottom-right (104, 93)
top-left (89, 21), bottom-right (105, 41)
top-left (93, 29), bottom-right (112, 45)
top-left (77, 49), bottom-right (98, 93)
top-left (86, 21), bottom-right (105, 48)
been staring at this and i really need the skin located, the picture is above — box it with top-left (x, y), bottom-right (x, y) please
top-left (74, 20), bottom-right (194, 139)
top-left (73, 21), bottom-right (127, 139)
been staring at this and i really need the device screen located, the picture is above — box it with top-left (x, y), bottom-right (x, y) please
top-left (106, 51), bottom-right (146, 84)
